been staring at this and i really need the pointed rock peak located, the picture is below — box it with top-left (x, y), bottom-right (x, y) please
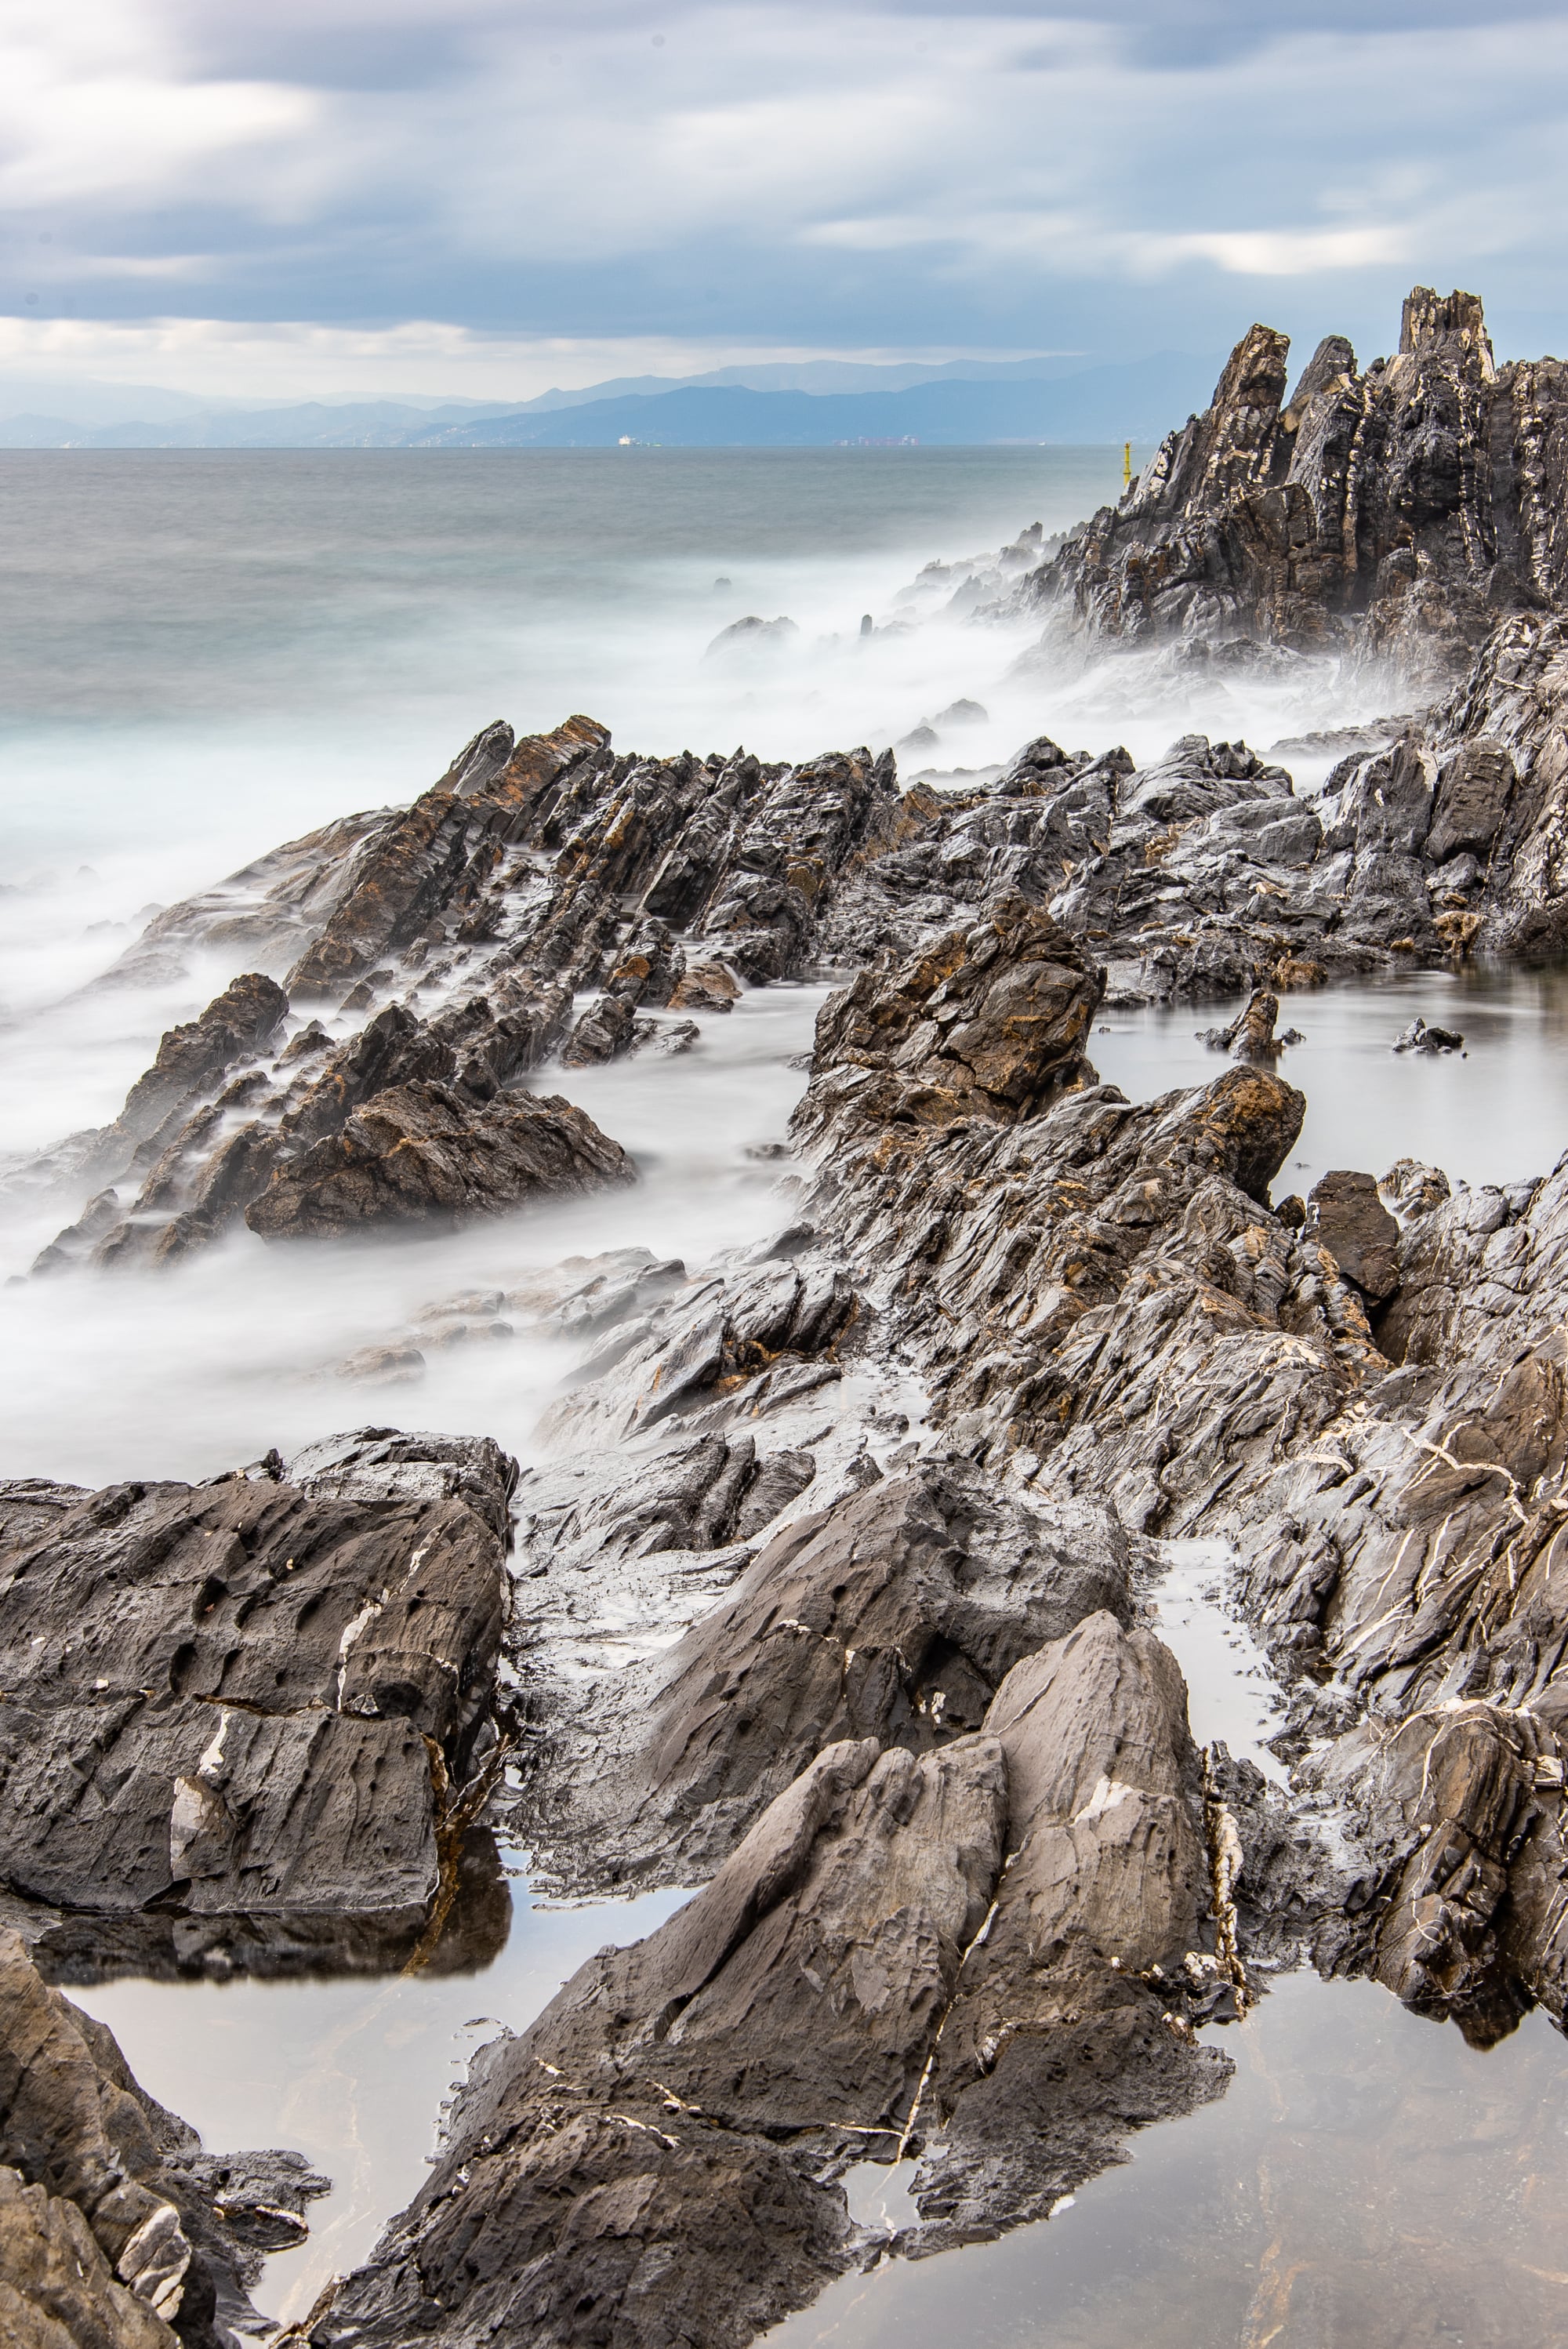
top-left (1399, 286), bottom-right (1495, 377)
top-left (1283, 334), bottom-right (1358, 425)
top-left (494, 711), bottom-right (613, 791)
top-left (438, 718), bottom-right (514, 797)
top-left (1207, 321), bottom-right (1290, 419)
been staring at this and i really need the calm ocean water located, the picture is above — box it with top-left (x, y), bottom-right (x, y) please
top-left (0, 445), bottom-right (1132, 862)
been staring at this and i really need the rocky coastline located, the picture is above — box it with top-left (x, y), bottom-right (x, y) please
top-left (8, 285), bottom-right (1568, 2346)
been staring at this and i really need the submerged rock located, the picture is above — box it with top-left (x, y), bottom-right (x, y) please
top-left (1392, 1014), bottom-right (1464, 1053)
top-left (1198, 984), bottom-right (1287, 1058)
top-left (705, 614), bottom-right (800, 658)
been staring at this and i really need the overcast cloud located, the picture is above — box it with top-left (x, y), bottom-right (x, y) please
top-left (1, 0), bottom-right (1564, 397)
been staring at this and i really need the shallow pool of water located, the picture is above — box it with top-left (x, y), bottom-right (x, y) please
top-left (73, 1868), bottom-right (692, 2326)
top-left (767, 1543), bottom-right (1568, 2349)
top-left (768, 1968), bottom-right (1568, 2349)
top-left (1092, 960), bottom-right (1568, 1195)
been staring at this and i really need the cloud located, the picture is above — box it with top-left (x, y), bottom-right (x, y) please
top-left (3, 2), bottom-right (1567, 386)
top-left (0, 2), bottom-right (318, 212)
top-left (0, 314), bottom-right (1025, 402)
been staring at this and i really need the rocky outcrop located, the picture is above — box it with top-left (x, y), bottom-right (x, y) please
top-left (27, 709), bottom-right (1568, 2341)
top-left (244, 1080), bottom-right (633, 1237)
top-left (116, 976), bottom-right (290, 1149)
top-left (1018, 285), bottom-right (1568, 689)
top-left (0, 1431), bottom-right (516, 1978)
top-left (795, 895), bottom-right (1102, 1141)
top-left (0, 1928), bottom-right (328, 2347)
top-left (506, 1461), bottom-right (1134, 1893)
top-left (1301, 1167), bottom-right (1400, 1302)
top-left (789, 912), bottom-right (1568, 2050)
top-left (0, 2160), bottom-right (178, 2349)
top-left (313, 1615), bottom-right (1224, 2349)
top-left (33, 675), bottom-right (1548, 1283)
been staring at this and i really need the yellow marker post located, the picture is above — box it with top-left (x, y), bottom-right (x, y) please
top-left (1123, 440), bottom-right (1132, 490)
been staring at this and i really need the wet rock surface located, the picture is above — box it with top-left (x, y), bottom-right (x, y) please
top-left (0, 1430), bottom-right (516, 1979)
top-left (507, 1462), bottom-right (1136, 1895)
top-left (1301, 1168), bottom-right (1401, 1302)
top-left (244, 1080), bottom-right (633, 1238)
top-left (315, 1616), bottom-right (1224, 2349)
top-left (0, 1927), bottom-right (328, 2347)
top-left (24, 685), bottom-right (1541, 1286)
top-left (18, 355), bottom-right (1568, 2344)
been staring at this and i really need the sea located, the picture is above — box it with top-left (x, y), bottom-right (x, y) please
top-left (3, 446), bottom-right (1568, 2345)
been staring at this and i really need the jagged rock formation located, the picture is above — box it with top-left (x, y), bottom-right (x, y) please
top-left (27, 695), bottom-right (1541, 1286)
top-left (21, 387), bottom-right (1568, 2346)
top-left (784, 916), bottom-right (1568, 2055)
top-left (1018, 286), bottom-right (1568, 689)
top-left (311, 1615), bottom-right (1225, 2349)
top-left (244, 1080), bottom-right (633, 1237)
top-left (0, 1928), bottom-right (327, 2346)
top-left (0, 1430), bottom-right (516, 1980)
top-left (506, 1460), bottom-right (1135, 1894)
top-left (796, 895), bottom-right (1102, 1138)
top-left (1198, 984), bottom-right (1292, 1058)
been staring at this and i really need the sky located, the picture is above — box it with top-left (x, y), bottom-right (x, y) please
top-left (2, 0), bottom-right (1566, 402)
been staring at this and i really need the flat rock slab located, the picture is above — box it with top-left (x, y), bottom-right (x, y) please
top-left (0, 1431), bottom-right (515, 1970)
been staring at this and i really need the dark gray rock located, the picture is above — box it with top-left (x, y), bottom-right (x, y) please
top-left (1392, 1015), bottom-right (1464, 1053)
top-left (1018, 286), bottom-right (1568, 692)
top-left (528, 1465), bottom-right (1135, 1887)
top-left (117, 975), bottom-right (290, 1147)
top-left (313, 1614), bottom-right (1221, 2349)
top-left (0, 1432), bottom-right (515, 1972)
top-left (1199, 986), bottom-right (1285, 1058)
top-left (1303, 1168), bottom-right (1402, 1300)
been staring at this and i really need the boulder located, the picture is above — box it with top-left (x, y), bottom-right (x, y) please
top-left (1199, 985), bottom-right (1284, 1058)
top-left (314, 1617), bottom-right (1221, 2349)
top-left (245, 1081), bottom-right (633, 1236)
top-left (0, 1928), bottom-right (328, 2346)
top-left (1392, 1015), bottom-right (1463, 1053)
top-left (644, 1465), bottom-right (1129, 1798)
top-left (795, 894), bottom-right (1103, 1142)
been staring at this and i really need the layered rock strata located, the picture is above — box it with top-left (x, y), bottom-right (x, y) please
top-left (25, 709), bottom-right (1505, 1285)
top-left (783, 919), bottom-right (1568, 2053)
top-left (1014, 286), bottom-right (1568, 688)
top-left (16, 419), bottom-right (1568, 2344)
top-left (312, 1614), bottom-right (1225, 2349)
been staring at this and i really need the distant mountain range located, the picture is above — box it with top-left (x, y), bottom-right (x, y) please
top-left (0, 351), bottom-right (1222, 451)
